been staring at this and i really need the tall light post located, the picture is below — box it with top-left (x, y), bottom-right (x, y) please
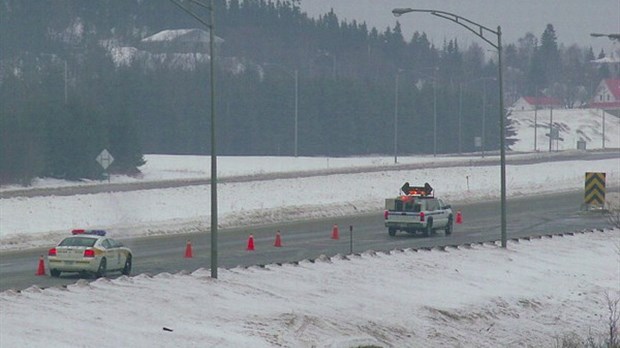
top-left (548, 106), bottom-right (553, 152)
top-left (459, 77), bottom-right (495, 157)
top-left (41, 54), bottom-right (68, 104)
top-left (412, 68), bottom-right (438, 156)
top-left (265, 64), bottom-right (299, 157)
top-left (316, 50), bottom-right (336, 78)
top-left (394, 71), bottom-right (400, 163)
top-left (393, 7), bottom-right (507, 248)
top-left (534, 100), bottom-right (538, 151)
top-left (602, 109), bottom-right (605, 149)
top-left (394, 68), bottom-right (435, 162)
top-left (170, 0), bottom-right (219, 278)
top-left (458, 83), bottom-right (462, 154)
top-left (482, 78), bottom-right (487, 157)
top-left (433, 68), bottom-right (437, 157)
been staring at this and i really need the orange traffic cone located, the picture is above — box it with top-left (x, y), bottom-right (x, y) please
top-left (456, 210), bottom-right (463, 224)
top-left (247, 234), bottom-right (255, 251)
top-left (331, 224), bottom-right (339, 240)
top-left (274, 230), bottom-right (282, 247)
top-left (184, 240), bottom-right (193, 258)
top-left (36, 255), bottom-right (45, 276)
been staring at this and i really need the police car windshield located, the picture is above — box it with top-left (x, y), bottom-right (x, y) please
top-left (59, 237), bottom-right (97, 247)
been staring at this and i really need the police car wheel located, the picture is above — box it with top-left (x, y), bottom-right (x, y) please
top-left (95, 258), bottom-right (107, 278)
top-left (50, 269), bottom-right (61, 277)
top-left (388, 228), bottom-right (396, 236)
top-left (122, 255), bottom-right (132, 275)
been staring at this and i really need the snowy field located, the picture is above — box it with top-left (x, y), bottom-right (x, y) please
top-left (1, 229), bottom-right (618, 347)
top-left (0, 108), bottom-right (619, 347)
top-left (510, 108), bottom-right (619, 152)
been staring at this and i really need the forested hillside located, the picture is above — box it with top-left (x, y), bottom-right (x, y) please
top-left (0, 0), bottom-right (609, 184)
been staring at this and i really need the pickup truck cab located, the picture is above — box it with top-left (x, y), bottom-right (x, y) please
top-left (384, 183), bottom-right (453, 237)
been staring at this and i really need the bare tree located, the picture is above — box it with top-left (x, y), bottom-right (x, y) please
top-left (606, 292), bottom-right (620, 348)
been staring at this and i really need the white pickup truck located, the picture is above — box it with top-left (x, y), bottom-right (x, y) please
top-left (384, 183), bottom-right (453, 237)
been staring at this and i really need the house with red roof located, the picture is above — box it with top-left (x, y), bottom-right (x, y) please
top-left (590, 79), bottom-right (620, 110)
top-left (511, 96), bottom-right (563, 111)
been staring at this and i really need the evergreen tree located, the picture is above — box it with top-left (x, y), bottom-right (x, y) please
top-left (0, 0), bottom-right (609, 184)
top-left (539, 24), bottom-right (561, 92)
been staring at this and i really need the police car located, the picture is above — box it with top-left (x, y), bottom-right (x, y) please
top-left (384, 182), bottom-right (454, 237)
top-left (47, 229), bottom-right (132, 278)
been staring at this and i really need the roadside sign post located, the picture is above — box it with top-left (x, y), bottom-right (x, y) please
top-left (474, 137), bottom-right (483, 157)
top-left (545, 128), bottom-right (563, 152)
top-left (349, 225), bottom-right (353, 254)
top-left (96, 149), bottom-right (114, 182)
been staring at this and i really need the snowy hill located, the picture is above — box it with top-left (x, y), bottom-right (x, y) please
top-left (509, 108), bottom-right (619, 152)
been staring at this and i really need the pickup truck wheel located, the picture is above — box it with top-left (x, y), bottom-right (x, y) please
top-left (388, 228), bottom-right (396, 236)
top-left (445, 217), bottom-right (453, 235)
top-left (423, 220), bottom-right (432, 237)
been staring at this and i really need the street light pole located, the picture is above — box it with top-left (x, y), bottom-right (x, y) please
top-left (549, 107), bottom-right (553, 152)
top-left (602, 109), bottom-right (605, 149)
top-left (41, 54), bottom-right (68, 104)
top-left (294, 69), bottom-right (299, 157)
top-left (459, 77), bottom-right (495, 156)
top-left (393, 7), bottom-right (507, 248)
top-left (433, 68), bottom-right (437, 157)
top-left (413, 67), bottom-right (437, 156)
top-left (64, 60), bottom-right (68, 105)
top-left (482, 78), bottom-right (486, 158)
top-left (394, 72), bottom-right (400, 164)
top-left (208, 0), bottom-right (218, 279)
top-left (534, 105), bottom-right (538, 151)
top-left (394, 68), bottom-right (422, 162)
top-left (265, 63), bottom-right (299, 157)
top-left (458, 84), bottom-right (462, 154)
top-left (170, 0), bottom-right (218, 278)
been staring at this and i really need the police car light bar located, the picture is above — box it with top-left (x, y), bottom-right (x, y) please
top-left (71, 229), bottom-right (107, 236)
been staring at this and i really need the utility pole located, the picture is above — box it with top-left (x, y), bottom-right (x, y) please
top-left (549, 107), bottom-right (553, 152)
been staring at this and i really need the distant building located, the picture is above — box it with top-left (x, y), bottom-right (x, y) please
top-left (511, 96), bottom-right (563, 111)
top-left (590, 48), bottom-right (620, 79)
top-left (589, 79), bottom-right (620, 110)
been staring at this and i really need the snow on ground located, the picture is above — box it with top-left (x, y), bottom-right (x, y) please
top-left (510, 108), bottom-right (620, 152)
top-left (0, 108), bottom-right (619, 347)
top-left (1, 229), bottom-right (618, 347)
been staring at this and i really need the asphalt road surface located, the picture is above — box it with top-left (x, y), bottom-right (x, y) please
top-left (0, 189), bottom-right (615, 292)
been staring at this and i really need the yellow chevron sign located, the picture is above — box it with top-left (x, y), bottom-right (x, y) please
top-left (584, 172), bottom-right (606, 206)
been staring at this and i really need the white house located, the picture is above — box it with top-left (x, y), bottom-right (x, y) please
top-left (511, 96), bottom-right (563, 111)
top-left (590, 79), bottom-right (620, 110)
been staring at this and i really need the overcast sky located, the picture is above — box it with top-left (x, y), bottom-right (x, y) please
top-left (299, 0), bottom-right (620, 55)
